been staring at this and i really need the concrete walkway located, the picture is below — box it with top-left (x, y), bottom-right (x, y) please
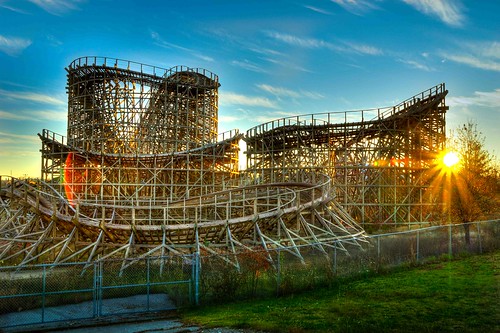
top-left (0, 294), bottom-right (261, 333)
top-left (48, 318), bottom-right (201, 333)
top-left (1, 294), bottom-right (178, 332)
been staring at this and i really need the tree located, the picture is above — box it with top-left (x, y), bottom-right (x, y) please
top-left (448, 121), bottom-right (499, 245)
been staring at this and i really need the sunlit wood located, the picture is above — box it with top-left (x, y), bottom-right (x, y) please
top-left (0, 57), bottom-right (449, 269)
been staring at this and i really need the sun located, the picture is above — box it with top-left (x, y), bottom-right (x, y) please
top-left (443, 151), bottom-right (460, 168)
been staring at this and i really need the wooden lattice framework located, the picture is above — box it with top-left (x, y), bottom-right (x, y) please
top-left (245, 84), bottom-right (448, 226)
top-left (41, 57), bottom-right (240, 203)
top-left (0, 58), bottom-right (450, 270)
top-left (0, 57), bottom-right (367, 269)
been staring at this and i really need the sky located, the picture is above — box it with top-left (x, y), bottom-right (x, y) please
top-left (0, 0), bottom-right (498, 177)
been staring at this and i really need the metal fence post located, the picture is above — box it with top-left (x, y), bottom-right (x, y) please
top-left (416, 230), bottom-right (420, 262)
top-left (93, 262), bottom-right (98, 317)
top-left (146, 257), bottom-right (151, 311)
top-left (277, 249), bottom-right (281, 296)
top-left (448, 224), bottom-right (453, 257)
top-left (95, 260), bottom-right (103, 317)
top-left (377, 236), bottom-right (381, 265)
top-left (194, 253), bottom-right (200, 306)
top-left (477, 223), bottom-right (482, 254)
top-left (42, 265), bottom-right (46, 323)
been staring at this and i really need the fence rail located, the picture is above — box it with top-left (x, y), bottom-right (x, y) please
top-left (0, 220), bottom-right (498, 330)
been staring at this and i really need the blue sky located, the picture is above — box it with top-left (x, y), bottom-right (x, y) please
top-left (0, 0), bottom-right (498, 177)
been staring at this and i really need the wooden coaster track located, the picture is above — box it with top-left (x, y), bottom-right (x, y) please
top-left (0, 57), bottom-right (448, 270)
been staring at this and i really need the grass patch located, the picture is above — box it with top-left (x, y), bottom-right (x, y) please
top-left (181, 251), bottom-right (500, 332)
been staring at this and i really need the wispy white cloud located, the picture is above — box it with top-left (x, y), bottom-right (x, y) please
top-left (447, 89), bottom-right (500, 109)
top-left (0, 150), bottom-right (39, 158)
top-left (0, 144), bottom-right (40, 164)
top-left (0, 131), bottom-right (39, 144)
top-left (0, 2), bottom-right (29, 14)
top-left (204, 29), bottom-right (313, 73)
top-left (402, 0), bottom-right (465, 27)
top-left (253, 110), bottom-right (304, 124)
top-left (0, 110), bottom-right (31, 121)
top-left (231, 60), bottom-right (267, 73)
top-left (150, 31), bottom-right (214, 62)
top-left (266, 31), bottom-right (334, 49)
top-left (265, 31), bottom-right (382, 56)
top-left (195, 54), bottom-right (214, 62)
top-left (219, 92), bottom-right (278, 108)
top-left (303, 5), bottom-right (332, 15)
top-left (46, 34), bottom-right (63, 47)
top-left (442, 41), bottom-right (500, 72)
top-left (248, 47), bottom-right (283, 58)
top-left (301, 90), bottom-right (325, 99)
top-left (33, 110), bottom-right (67, 121)
top-left (257, 84), bottom-right (324, 100)
top-left (330, 0), bottom-right (379, 15)
top-left (0, 109), bottom-right (66, 121)
top-left (397, 59), bottom-right (433, 71)
top-left (474, 41), bottom-right (500, 59)
top-left (0, 80), bottom-right (34, 90)
top-left (151, 31), bottom-right (190, 52)
top-left (344, 41), bottom-right (383, 55)
top-left (219, 108), bottom-right (307, 130)
top-left (0, 35), bottom-right (32, 56)
top-left (204, 29), bottom-right (286, 70)
top-left (445, 54), bottom-right (500, 72)
top-left (257, 84), bottom-right (301, 98)
top-left (262, 57), bottom-right (312, 73)
top-left (218, 114), bottom-right (241, 123)
top-left (28, 0), bottom-right (85, 16)
top-left (0, 89), bottom-right (65, 105)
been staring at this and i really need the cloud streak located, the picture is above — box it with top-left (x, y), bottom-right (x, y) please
top-left (303, 5), bottom-right (332, 15)
top-left (150, 31), bottom-right (214, 62)
top-left (257, 84), bottom-right (324, 100)
top-left (28, 0), bottom-right (85, 16)
top-left (0, 89), bottom-right (65, 105)
top-left (265, 31), bottom-right (382, 56)
top-left (0, 131), bottom-right (39, 144)
top-left (447, 88), bottom-right (500, 109)
top-left (262, 57), bottom-right (312, 73)
top-left (442, 41), bottom-right (500, 72)
top-left (219, 92), bottom-right (278, 109)
top-left (0, 2), bottom-right (29, 14)
top-left (330, 0), bottom-right (379, 15)
top-left (445, 54), bottom-right (500, 72)
top-left (402, 0), bottom-right (465, 27)
top-left (0, 108), bottom-right (67, 122)
top-left (397, 59), bottom-right (433, 71)
top-left (0, 110), bottom-right (31, 121)
top-left (231, 60), bottom-right (267, 73)
top-left (344, 41), bottom-right (383, 55)
top-left (0, 35), bottom-right (32, 56)
top-left (266, 31), bottom-right (331, 49)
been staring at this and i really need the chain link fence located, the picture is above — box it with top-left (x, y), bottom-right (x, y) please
top-left (0, 255), bottom-right (193, 330)
top-left (0, 220), bottom-right (498, 330)
top-left (197, 220), bottom-right (499, 303)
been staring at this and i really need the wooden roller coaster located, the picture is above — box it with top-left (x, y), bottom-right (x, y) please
top-left (0, 56), bottom-right (448, 270)
top-left (245, 84), bottom-right (448, 225)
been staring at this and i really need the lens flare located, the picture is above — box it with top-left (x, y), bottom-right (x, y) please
top-left (443, 151), bottom-right (459, 168)
top-left (64, 152), bottom-right (87, 206)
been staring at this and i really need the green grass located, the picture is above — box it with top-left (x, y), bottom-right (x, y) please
top-left (181, 251), bottom-right (500, 332)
